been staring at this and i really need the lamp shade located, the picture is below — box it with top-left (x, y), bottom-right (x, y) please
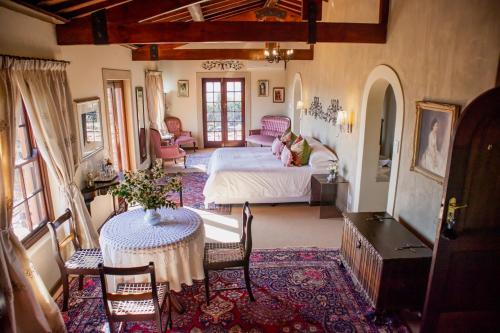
top-left (296, 100), bottom-right (304, 110)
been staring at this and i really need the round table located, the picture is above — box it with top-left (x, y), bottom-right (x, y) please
top-left (99, 207), bottom-right (205, 292)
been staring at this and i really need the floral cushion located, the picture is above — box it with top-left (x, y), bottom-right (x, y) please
top-left (271, 138), bottom-right (285, 157)
top-left (290, 136), bottom-right (312, 166)
top-left (280, 128), bottom-right (297, 147)
top-left (281, 146), bottom-right (293, 167)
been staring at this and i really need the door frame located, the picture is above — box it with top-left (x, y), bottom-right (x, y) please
top-left (353, 65), bottom-right (405, 215)
top-left (201, 77), bottom-right (246, 148)
top-left (197, 71), bottom-right (251, 149)
top-left (291, 72), bottom-right (303, 133)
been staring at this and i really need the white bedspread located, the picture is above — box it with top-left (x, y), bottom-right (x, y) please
top-left (203, 147), bottom-right (326, 204)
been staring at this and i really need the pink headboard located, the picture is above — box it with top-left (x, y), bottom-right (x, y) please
top-left (260, 116), bottom-right (291, 137)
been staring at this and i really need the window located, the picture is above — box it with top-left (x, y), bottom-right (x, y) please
top-left (13, 109), bottom-right (52, 246)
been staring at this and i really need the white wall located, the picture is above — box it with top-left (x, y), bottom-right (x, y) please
top-left (285, 0), bottom-right (500, 242)
top-left (159, 60), bottom-right (287, 146)
top-left (0, 6), bottom-right (156, 290)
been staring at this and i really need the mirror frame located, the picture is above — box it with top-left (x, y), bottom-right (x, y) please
top-left (75, 97), bottom-right (104, 161)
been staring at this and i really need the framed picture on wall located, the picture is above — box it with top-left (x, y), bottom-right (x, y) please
top-left (75, 97), bottom-right (104, 161)
top-left (257, 80), bottom-right (269, 97)
top-left (273, 87), bottom-right (285, 103)
top-left (177, 80), bottom-right (189, 97)
top-left (411, 101), bottom-right (460, 183)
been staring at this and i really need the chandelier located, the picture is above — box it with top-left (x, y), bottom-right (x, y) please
top-left (263, 43), bottom-right (294, 68)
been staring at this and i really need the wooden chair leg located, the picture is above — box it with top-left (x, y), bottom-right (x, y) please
top-left (183, 156), bottom-right (187, 169)
top-left (174, 158), bottom-right (177, 164)
top-left (156, 315), bottom-right (162, 333)
top-left (204, 267), bottom-right (210, 305)
top-left (244, 265), bottom-right (255, 302)
top-left (108, 320), bottom-right (116, 333)
top-left (62, 273), bottom-right (70, 311)
top-left (193, 142), bottom-right (196, 152)
top-left (78, 274), bottom-right (84, 290)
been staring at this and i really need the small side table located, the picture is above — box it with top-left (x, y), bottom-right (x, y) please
top-left (81, 173), bottom-right (125, 216)
top-left (310, 174), bottom-right (349, 219)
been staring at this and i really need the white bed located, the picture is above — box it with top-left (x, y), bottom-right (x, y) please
top-left (203, 138), bottom-right (336, 205)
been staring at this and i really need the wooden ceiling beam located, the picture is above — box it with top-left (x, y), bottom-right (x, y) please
top-left (56, 21), bottom-right (387, 44)
top-left (132, 45), bottom-right (314, 61)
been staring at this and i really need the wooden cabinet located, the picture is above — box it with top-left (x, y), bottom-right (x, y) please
top-left (309, 174), bottom-right (348, 218)
top-left (340, 212), bottom-right (432, 312)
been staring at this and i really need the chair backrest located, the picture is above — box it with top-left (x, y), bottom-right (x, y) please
top-left (240, 202), bottom-right (253, 260)
top-left (150, 128), bottom-right (163, 156)
top-left (260, 115), bottom-right (291, 137)
top-left (47, 209), bottom-right (81, 270)
top-left (98, 262), bottom-right (160, 318)
top-left (165, 117), bottom-right (182, 137)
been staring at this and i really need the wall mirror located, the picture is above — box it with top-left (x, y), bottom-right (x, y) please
top-left (136, 86), bottom-right (147, 163)
top-left (75, 97), bottom-right (104, 161)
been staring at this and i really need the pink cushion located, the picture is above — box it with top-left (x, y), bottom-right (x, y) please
top-left (271, 138), bottom-right (284, 156)
top-left (281, 146), bottom-right (293, 167)
top-left (246, 134), bottom-right (275, 146)
top-left (175, 135), bottom-right (195, 145)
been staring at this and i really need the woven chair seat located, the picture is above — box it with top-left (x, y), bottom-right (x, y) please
top-left (111, 283), bottom-right (168, 315)
top-left (204, 242), bottom-right (245, 265)
top-left (65, 248), bottom-right (103, 271)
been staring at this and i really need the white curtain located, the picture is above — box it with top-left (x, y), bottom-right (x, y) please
top-left (145, 71), bottom-right (166, 130)
top-left (11, 58), bottom-right (99, 249)
top-left (0, 57), bottom-right (66, 332)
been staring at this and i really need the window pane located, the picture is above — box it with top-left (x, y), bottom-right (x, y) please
top-left (234, 82), bottom-right (241, 91)
top-left (13, 169), bottom-right (24, 206)
top-left (214, 82), bottom-right (221, 92)
top-left (206, 93), bottom-right (213, 102)
top-left (227, 82), bottom-right (234, 91)
top-left (22, 162), bottom-right (42, 197)
top-left (12, 204), bottom-right (30, 240)
top-left (206, 82), bottom-right (213, 92)
top-left (227, 92), bottom-right (234, 101)
top-left (234, 92), bottom-right (242, 102)
top-left (28, 193), bottom-right (47, 229)
top-left (16, 125), bottom-right (31, 163)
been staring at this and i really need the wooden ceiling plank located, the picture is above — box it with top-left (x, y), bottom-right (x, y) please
top-left (57, 21), bottom-right (387, 44)
top-left (211, 4), bottom-right (264, 21)
top-left (132, 44), bottom-right (314, 61)
top-left (204, 2), bottom-right (263, 20)
top-left (154, 10), bottom-right (192, 23)
top-left (68, 0), bottom-right (130, 18)
top-left (202, 0), bottom-right (262, 16)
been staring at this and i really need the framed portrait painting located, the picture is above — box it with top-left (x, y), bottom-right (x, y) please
top-left (177, 80), bottom-right (189, 97)
top-left (411, 101), bottom-right (460, 183)
top-left (273, 87), bottom-right (285, 103)
top-left (257, 80), bottom-right (269, 97)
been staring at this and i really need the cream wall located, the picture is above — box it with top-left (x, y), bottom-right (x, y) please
top-left (0, 6), bottom-right (156, 290)
top-left (285, 0), bottom-right (500, 242)
top-left (158, 60), bottom-right (287, 146)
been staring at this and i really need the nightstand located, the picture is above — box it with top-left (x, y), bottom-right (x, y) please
top-left (310, 174), bottom-right (349, 219)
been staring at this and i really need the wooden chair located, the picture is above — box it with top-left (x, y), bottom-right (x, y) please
top-left (47, 209), bottom-right (103, 311)
top-left (203, 202), bottom-right (255, 305)
top-left (150, 128), bottom-right (187, 168)
top-left (98, 262), bottom-right (171, 333)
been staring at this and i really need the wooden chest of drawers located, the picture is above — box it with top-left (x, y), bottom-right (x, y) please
top-left (340, 212), bottom-right (432, 312)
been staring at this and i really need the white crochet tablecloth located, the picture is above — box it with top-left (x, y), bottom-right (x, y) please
top-left (99, 207), bottom-right (205, 292)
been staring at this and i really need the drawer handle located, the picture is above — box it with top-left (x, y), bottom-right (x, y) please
top-left (356, 240), bottom-right (362, 249)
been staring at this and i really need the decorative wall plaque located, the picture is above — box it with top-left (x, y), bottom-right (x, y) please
top-left (201, 60), bottom-right (244, 71)
top-left (306, 97), bottom-right (343, 125)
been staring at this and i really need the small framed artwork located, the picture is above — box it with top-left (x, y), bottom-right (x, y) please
top-left (257, 80), bottom-right (269, 97)
top-left (75, 97), bottom-right (104, 161)
top-left (411, 101), bottom-right (460, 183)
top-left (273, 87), bottom-right (285, 103)
top-left (135, 87), bottom-right (147, 164)
top-left (177, 80), bottom-right (189, 97)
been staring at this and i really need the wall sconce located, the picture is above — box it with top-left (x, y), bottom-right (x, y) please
top-left (339, 110), bottom-right (353, 134)
top-left (296, 100), bottom-right (304, 118)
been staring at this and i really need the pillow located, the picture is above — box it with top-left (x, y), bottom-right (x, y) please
top-left (281, 146), bottom-right (293, 167)
top-left (271, 137), bottom-right (284, 156)
top-left (280, 128), bottom-right (297, 147)
top-left (308, 142), bottom-right (338, 169)
top-left (290, 135), bottom-right (312, 166)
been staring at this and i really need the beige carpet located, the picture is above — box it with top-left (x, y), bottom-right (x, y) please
top-left (165, 149), bottom-right (344, 249)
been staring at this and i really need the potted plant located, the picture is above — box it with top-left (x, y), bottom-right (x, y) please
top-left (108, 160), bottom-right (182, 225)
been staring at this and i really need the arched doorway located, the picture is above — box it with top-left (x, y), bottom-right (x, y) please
top-left (353, 65), bottom-right (404, 215)
top-left (291, 73), bottom-right (303, 133)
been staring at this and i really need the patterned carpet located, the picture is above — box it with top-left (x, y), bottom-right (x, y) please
top-left (59, 248), bottom-right (409, 333)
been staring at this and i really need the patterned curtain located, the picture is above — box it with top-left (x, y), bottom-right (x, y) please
top-left (0, 56), bottom-right (66, 333)
top-left (145, 71), bottom-right (166, 131)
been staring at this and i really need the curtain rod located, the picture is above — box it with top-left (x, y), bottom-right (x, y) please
top-left (0, 54), bottom-right (70, 64)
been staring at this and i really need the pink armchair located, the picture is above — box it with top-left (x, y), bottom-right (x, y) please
top-left (150, 129), bottom-right (187, 168)
top-left (165, 116), bottom-right (197, 152)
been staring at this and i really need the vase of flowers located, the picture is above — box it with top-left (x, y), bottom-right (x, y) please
top-left (108, 160), bottom-right (182, 225)
top-left (327, 160), bottom-right (339, 183)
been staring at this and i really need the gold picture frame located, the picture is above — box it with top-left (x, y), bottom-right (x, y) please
top-left (177, 80), bottom-right (189, 97)
top-left (411, 101), bottom-right (460, 183)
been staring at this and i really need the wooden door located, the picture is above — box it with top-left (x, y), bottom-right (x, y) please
top-left (202, 78), bottom-right (245, 148)
top-left (106, 81), bottom-right (130, 171)
top-left (421, 87), bottom-right (500, 332)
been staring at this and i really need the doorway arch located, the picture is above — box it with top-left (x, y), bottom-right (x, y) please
top-left (353, 65), bottom-right (405, 215)
top-left (291, 73), bottom-right (303, 133)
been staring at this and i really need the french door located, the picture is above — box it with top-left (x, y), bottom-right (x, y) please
top-left (106, 80), bottom-right (130, 171)
top-left (202, 78), bottom-right (245, 147)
